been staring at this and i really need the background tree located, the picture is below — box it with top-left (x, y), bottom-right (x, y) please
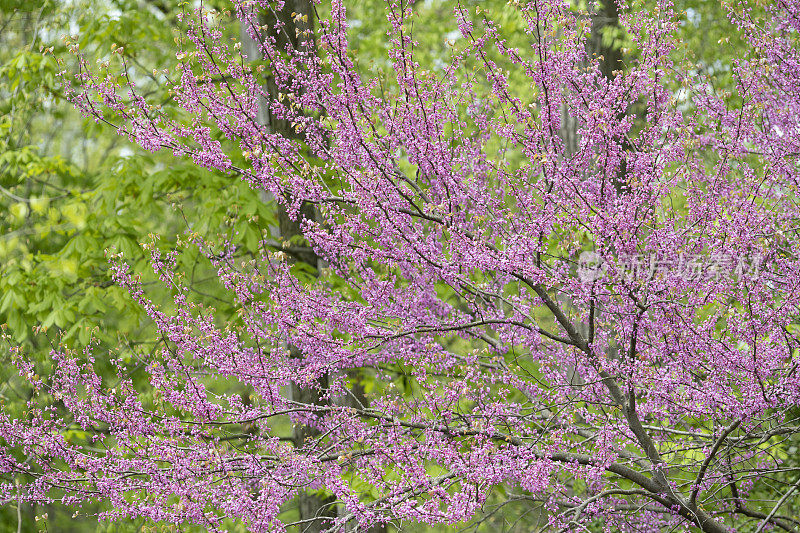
top-left (1, 1), bottom-right (276, 530)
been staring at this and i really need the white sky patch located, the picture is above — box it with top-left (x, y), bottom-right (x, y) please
top-left (444, 30), bottom-right (461, 42)
top-left (686, 8), bottom-right (701, 27)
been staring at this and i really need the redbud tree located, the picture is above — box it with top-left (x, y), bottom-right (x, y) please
top-left (2, 0), bottom-right (800, 531)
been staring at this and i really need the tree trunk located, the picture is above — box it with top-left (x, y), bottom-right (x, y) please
top-left (240, 5), bottom-right (385, 532)
top-left (587, 0), bottom-right (632, 196)
top-left (240, 4), bottom-right (336, 532)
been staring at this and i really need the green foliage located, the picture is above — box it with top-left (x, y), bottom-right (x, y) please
top-left (0, 1), bottom-right (277, 530)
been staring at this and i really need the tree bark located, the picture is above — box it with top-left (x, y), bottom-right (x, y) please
top-left (240, 5), bottom-right (385, 531)
top-left (240, 4), bottom-right (336, 532)
top-left (587, 0), bottom-right (632, 195)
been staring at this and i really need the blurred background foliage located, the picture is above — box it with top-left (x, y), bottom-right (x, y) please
top-left (0, 0), bottom-right (770, 531)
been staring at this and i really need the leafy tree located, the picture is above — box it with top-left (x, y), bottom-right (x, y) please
top-left (0, 1), bottom-right (276, 530)
top-left (4, 0), bottom-right (800, 532)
